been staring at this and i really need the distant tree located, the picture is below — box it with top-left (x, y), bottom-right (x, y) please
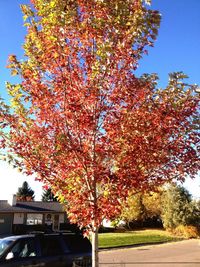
top-left (121, 192), bottom-right (146, 228)
top-left (161, 184), bottom-right (194, 229)
top-left (42, 188), bottom-right (57, 202)
top-left (190, 199), bottom-right (200, 226)
top-left (16, 181), bottom-right (35, 201)
top-left (120, 190), bottom-right (162, 228)
top-left (143, 191), bottom-right (162, 220)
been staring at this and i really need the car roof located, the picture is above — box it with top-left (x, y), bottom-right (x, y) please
top-left (1, 232), bottom-right (82, 241)
top-left (1, 234), bottom-right (35, 241)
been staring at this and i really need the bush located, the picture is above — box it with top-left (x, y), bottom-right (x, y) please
top-left (98, 226), bottom-right (115, 233)
top-left (169, 225), bottom-right (200, 239)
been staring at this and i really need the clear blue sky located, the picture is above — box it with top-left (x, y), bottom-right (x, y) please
top-left (0, 0), bottom-right (199, 199)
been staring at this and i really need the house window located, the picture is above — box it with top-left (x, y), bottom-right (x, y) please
top-left (26, 214), bottom-right (43, 225)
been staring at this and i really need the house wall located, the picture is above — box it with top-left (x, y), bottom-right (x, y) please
top-left (44, 213), bottom-right (66, 231)
top-left (0, 210), bottom-right (69, 235)
top-left (0, 213), bottom-right (13, 235)
top-left (13, 213), bottom-right (24, 224)
top-left (12, 212), bottom-right (67, 234)
top-left (59, 213), bottom-right (65, 224)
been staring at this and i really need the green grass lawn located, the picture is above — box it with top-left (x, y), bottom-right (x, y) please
top-left (98, 229), bottom-right (182, 248)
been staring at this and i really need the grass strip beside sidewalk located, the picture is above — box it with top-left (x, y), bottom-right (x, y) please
top-left (98, 229), bottom-right (182, 249)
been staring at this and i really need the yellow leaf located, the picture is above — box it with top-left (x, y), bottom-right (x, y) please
top-left (23, 15), bottom-right (28, 21)
top-left (11, 69), bottom-right (18, 76)
top-left (50, 0), bottom-right (56, 8)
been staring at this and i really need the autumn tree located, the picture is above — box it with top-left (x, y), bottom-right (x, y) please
top-left (0, 0), bottom-right (199, 266)
top-left (16, 181), bottom-right (35, 201)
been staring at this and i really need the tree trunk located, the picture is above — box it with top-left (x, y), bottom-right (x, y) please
top-left (91, 227), bottom-right (99, 267)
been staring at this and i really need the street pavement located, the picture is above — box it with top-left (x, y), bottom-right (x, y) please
top-left (99, 239), bottom-right (200, 267)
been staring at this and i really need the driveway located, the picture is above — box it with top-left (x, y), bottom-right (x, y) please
top-left (99, 239), bottom-right (200, 267)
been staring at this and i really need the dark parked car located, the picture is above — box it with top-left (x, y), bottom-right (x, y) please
top-left (0, 232), bottom-right (92, 267)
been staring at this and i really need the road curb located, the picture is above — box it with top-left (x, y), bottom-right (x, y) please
top-left (99, 239), bottom-right (189, 252)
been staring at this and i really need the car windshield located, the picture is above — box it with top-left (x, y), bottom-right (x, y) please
top-left (0, 239), bottom-right (13, 257)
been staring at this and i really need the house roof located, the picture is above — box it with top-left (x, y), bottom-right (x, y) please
top-left (0, 200), bottom-right (65, 213)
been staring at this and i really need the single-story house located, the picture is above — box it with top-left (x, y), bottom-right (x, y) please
top-left (0, 195), bottom-right (70, 235)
